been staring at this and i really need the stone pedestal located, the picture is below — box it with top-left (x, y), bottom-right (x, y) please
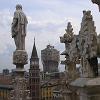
top-left (13, 50), bottom-right (28, 65)
top-left (10, 50), bottom-right (31, 100)
top-left (13, 50), bottom-right (28, 76)
top-left (10, 77), bottom-right (30, 100)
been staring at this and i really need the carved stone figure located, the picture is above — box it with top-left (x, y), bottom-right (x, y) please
top-left (11, 4), bottom-right (28, 50)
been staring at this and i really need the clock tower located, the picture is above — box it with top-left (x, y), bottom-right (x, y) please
top-left (29, 38), bottom-right (40, 100)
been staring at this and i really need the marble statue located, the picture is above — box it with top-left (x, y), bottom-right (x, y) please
top-left (11, 4), bottom-right (28, 50)
top-left (10, 4), bottom-right (30, 100)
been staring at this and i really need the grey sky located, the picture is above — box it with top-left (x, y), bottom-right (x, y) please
top-left (0, 0), bottom-right (100, 72)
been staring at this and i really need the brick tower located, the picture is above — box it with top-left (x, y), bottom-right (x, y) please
top-left (29, 38), bottom-right (40, 100)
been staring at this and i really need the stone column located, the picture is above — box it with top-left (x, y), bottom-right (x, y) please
top-left (10, 50), bottom-right (31, 100)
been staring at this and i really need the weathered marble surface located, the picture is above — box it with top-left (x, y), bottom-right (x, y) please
top-left (10, 77), bottom-right (30, 100)
top-left (11, 4), bottom-right (28, 50)
top-left (79, 10), bottom-right (98, 77)
top-left (13, 50), bottom-right (28, 65)
top-left (70, 10), bottom-right (100, 100)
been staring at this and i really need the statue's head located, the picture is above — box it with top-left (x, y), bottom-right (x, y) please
top-left (16, 4), bottom-right (22, 10)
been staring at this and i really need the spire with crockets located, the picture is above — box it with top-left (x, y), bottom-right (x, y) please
top-left (31, 37), bottom-right (38, 59)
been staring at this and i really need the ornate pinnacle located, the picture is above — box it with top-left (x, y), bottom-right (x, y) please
top-left (65, 22), bottom-right (73, 35)
top-left (64, 22), bottom-right (74, 43)
top-left (60, 22), bottom-right (74, 43)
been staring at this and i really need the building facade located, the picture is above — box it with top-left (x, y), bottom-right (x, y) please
top-left (0, 73), bottom-right (13, 100)
top-left (41, 82), bottom-right (53, 100)
top-left (41, 45), bottom-right (60, 73)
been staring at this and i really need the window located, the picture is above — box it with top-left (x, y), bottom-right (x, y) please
top-left (32, 92), bottom-right (35, 96)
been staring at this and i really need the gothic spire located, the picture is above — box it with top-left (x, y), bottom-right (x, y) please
top-left (31, 38), bottom-right (38, 59)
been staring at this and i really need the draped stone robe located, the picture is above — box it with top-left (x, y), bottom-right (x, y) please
top-left (12, 9), bottom-right (28, 50)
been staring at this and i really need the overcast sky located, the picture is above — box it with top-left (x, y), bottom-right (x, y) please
top-left (0, 0), bottom-right (100, 72)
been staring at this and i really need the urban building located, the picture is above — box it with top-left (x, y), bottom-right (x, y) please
top-left (3, 69), bottom-right (9, 75)
top-left (41, 78), bottom-right (64, 100)
top-left (41, 71), bottom-right (65, 100)
top-left (0, 73), bottom-right (12, 100)
top-left (41, 45), bottom-right (60, 73)
top-left (41, 81), bottom-right (53, 100)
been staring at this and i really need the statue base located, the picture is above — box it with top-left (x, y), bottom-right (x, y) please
top-left (10, 50), bottom-right (31, 100)
top-left (13, 50), bottom-right (28, 65)
top-left (10, 77), bottom-right (31, 100)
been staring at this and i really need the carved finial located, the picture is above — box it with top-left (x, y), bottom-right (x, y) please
top-left (60, 22), bottom-right (74, 43)
top-left (65, 22), bottom-right (73, 35)
top-left (63, 22), bottom-right (74, 43)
